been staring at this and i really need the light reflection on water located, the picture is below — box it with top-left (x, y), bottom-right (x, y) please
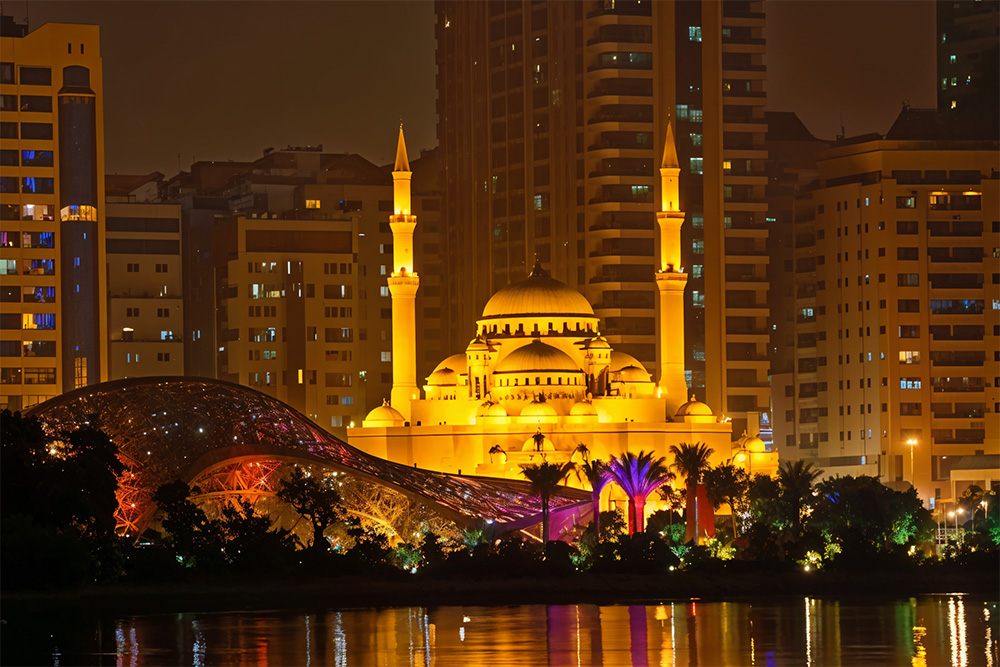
top-left (1, 595), bottom-right (996, 666)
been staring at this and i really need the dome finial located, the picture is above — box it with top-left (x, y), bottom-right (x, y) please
top-left (528, 258), bottom-right (548, 278)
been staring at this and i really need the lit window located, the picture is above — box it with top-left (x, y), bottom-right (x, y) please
top-left (692, 216), bottom-right (704, 229)
top-left (722, 160), bottom-right (731, 172)
top-left (898, 351), bottom-right (920, 364)
top-left (676, 105), bottom-right (688, 120)
top-left (950, 77), bottom-right (957, 86)
top-left (951, 100), bottom-right (957, 109)
top-left (692, 290), bottom-right (704, 307)
top-left (692, 239), bottom-right (704, 254)
top-left (381, 351), bottom-right (392, 362)
top-left (380, 286), bottom-right (390, 297)
top-left (692, 264), bottom-right (703, 278)
top-left (690, 109), bottom-right (703, 122)
top-left (689, 157), bottom-right (703, 174)
top-left (949, 55), bottom-right (956, 64)
top-left (688, 26), bottom-right (702, 42)
top-left (689, 133), bottom-right (702, 146)
top-left (306, 199), bottom-right (321, 209)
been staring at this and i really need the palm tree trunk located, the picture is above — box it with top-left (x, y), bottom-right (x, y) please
top-left (627, 498), bottom-right (636, 535)
top-left (634, 495), bottom-right (646, 533)
top-left (592, 490), bottom-right (601, 539)
top-left (542, 499), bottom-right (550, 543)
top-left (685, 481), bottom-right (697, 543)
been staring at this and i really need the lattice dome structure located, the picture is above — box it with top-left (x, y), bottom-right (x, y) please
top-left (27, 378), bottom-right (589, 536)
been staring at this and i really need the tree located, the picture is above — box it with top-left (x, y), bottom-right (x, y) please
top-left (668, 442), bottom-right (714, 543)
top-left (576, 459), bottom-right (611, 537)
top-left (703, 462), bottom-right (750, 536)
top-left (531, 430), bottom-right (546, 452)
top-left (276, 466), bottom-right (343, 551)
top-left (488, 444), bottom-right (506, 464)
top-left (520, 461), bottom-right (575, 542)
top-left (1, 411), bottom-right (125, 586)
top-left (607, 450), bottom-right (674, 534)
top-left (152, 480), bottom-right (225, 570)
top-left (776, 460), bottom-right (824, 532)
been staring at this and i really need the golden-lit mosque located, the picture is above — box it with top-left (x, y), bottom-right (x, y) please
top-left (347, 125), bottom-right (776, 518)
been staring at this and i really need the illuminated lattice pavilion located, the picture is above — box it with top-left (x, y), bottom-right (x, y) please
top-left (27, 377), bottom-right (590, 536)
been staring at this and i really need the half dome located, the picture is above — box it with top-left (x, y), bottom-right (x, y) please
top-left (616, 365), bottom-right (652, 383)
top-left (570, 399), bottom-right (598, 416)
top-left (364, 400), bottom-right (406, 427)
top-left (481, 262), bottom-right (594, 320)
top-left (610, 351), bottom-right (647, 373)
top-left (520, 399), bottom-right (559, 418)
top-left (426, 367), bottom-right (458, 386)
top-left (493, 340), bottom-right (581, 374)
top-left (675, 394), bottom-right (714, 417)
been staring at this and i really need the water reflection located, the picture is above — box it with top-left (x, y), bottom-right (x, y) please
top-left (2, 595), bottom-right (996, 666)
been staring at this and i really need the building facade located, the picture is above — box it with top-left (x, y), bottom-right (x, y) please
top-left (105, 197), bottom-right (185, 379)
top-left (434, 0), bottom-right (771, 438)
top-left (775, 111), bottom-right (999, 507)
top-left (1, 18), bottom-right (107, 410)
top-left (937, 0), bottom-right (999, 139)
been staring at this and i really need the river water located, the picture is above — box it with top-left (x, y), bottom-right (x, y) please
top-left (2, 595), bottom-right (996, 666)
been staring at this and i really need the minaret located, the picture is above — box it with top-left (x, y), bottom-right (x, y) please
top-left (655, 121), bottom-right (690, 415)
top-left (388, 125), bottom-right (419, 420)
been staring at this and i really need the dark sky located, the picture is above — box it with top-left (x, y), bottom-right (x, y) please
top-left (8, 1), bottom-right (935, 175)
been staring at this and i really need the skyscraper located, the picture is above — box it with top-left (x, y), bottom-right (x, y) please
top-left (1, 17), bottom-right (107, 410)
top-left (937, 0), bottom-right (999, 138)
top-left (435, 0), bottom-right (770, 436)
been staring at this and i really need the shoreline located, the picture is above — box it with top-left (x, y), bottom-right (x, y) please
top-left (4, 567), bottom-right (996, 617)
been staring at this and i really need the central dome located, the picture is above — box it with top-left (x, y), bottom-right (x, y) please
top-left (494, 339), bottom-right (581, 374)
top-left (481, 262), bottom-right (595, 320)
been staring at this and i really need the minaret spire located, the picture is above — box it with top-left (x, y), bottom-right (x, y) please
top-left (654, 119), bottom-right (689, 414)
top-left (388, 126), bottom-right (419, 419)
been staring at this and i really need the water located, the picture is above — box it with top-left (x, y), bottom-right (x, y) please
top-left (2, 595), bottom-right (996, 666)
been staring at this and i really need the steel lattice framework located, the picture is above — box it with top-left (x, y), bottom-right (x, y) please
top-left (27, 378), bottom-right (589, 536)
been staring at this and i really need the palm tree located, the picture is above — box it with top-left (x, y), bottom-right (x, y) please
top-left (669, 441), bottom-right (715, 544)
top-left (531, 430), bottom-right (546, 452)
top-left (488, 444), bottom-right (506, 464)
top-left (520, 461), bottom-right (575, 542)
top-left (573, 443), bottom-right (591, 463)
top-left (702, 461), bottom-right (750, 537)
top-left (776, 459), bottom-right (824, 531)
top-left (576, 459), bottom-right (610, 537)
top-left (607, 450), bottom-right (674, 534)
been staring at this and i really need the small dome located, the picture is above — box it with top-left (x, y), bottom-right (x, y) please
top-left (610, 351), bottom-right (647, 373)
top-left (584, 336), bottom-right (611, 350)
top-left (363, 400), bottom-right (405, 427)
top-left (476, 401), bottom-right (508, 418)
top-left (570, 399), bottom-right (598, 416)
top-left (743, 435), bottom-right (766, 453)
top-left (466, 336), bottom-right (490, 352)
top-left (675, 394), bottom-right (714, 417)
top-left (427, 367), bottom-right (458, 386)
top-left (481, 261), bottom-right (595, 320)
top-left (616, 365), bottom-right (651, 383)
top-left (494, 340), bottom-right (581, 374)
top-left (433, 353), bottom-right (468, 377)
top-left (520, 399), bottom-right (558, 418)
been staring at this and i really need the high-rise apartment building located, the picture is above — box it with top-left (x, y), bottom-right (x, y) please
top-left (104, 174), bottom-right (184, 379)
top-left (1, 17), bottom-right (107, 410)
top-left (435, 0), bottom-right (770, 436)
top-left (156, 142), bottom-right (442, 428)
top-left (937, 0), bottom-right (998, 138)
top-left (775, 108), bottom-right (998, 506)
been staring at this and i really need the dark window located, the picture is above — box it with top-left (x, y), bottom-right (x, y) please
top-left (19, 95), bottom-right (52, 112)
top-left (0, 122), bottom-right (17, 139)
top-left (0, 62), bottom-right (14, 84)
top-left (0, 177), bottom-right (17, 194)
top-left (0, 94), bottom-right (15, 111)
top-left (0, 150), bottom-right (17, 166)
top-left (20, 123), bottom-right (52, 140)
top-left (18, 67), bottom-right (51, 86)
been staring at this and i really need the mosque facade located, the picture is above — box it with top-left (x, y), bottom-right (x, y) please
top-left (347, 126), bottom-right (776, 519)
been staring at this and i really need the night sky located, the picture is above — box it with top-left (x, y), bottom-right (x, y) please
top-left (7, 1), bottom-right (935, 176)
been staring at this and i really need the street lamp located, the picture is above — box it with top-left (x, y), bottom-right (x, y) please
top-left (906, 439), bottom-right (918, 483)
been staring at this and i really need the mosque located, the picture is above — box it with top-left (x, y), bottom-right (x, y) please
top-left (347, 125), bottom-right (775, 519)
